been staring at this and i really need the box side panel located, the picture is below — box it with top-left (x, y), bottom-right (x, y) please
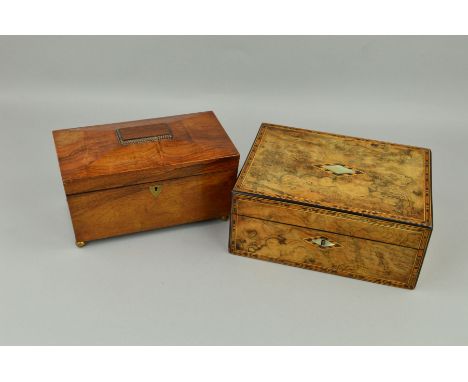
top-left (406, 227), bottom-right (432, 288)
top-left (230, 213), bottom-right (422, 289)
top-left (234, 193), bottom-right (428, 249)
top-left (67, 169), bottom-right (236, 243)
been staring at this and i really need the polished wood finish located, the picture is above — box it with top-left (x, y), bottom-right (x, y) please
top-left (68, 170), bottom-right (236, 242)
top-left (231, 214), bottom-right (424, 288)
top-left (230, 124), bottom-right (432, 289)
top-left (235, 124), bottom-right (432, 227)
top-left (53, 111), bottom-right (239, 244)
top-left (234, 195), bottom-right (428, 249)
top-left (53, 111), bottom-right (239, 195)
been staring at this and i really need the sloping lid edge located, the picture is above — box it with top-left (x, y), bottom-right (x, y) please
top-left (62, 154), bottom-right (240, 195)
top-left (53, 112), bottom-right (240, 195)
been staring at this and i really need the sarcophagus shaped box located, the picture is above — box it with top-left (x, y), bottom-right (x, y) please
top-left (53, 111), bottom-right (239, 247)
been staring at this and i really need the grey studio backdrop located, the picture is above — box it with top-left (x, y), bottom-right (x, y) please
top-left (0, 36), bottom-right (467, 345)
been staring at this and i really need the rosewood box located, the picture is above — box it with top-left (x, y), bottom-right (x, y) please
top-left (229, 123), bottom-right (432, 289)
top-left (53, 111), bottom-right (239, 247)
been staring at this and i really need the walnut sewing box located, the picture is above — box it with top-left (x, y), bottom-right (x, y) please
top-left (53, 111), bottom-right (239, 247)
top-left (230, 123), bottom-right (432, 289)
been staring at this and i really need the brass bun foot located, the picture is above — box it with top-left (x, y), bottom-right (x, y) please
top-left (220, 215), bottom-right (229, 221)
top-left (75, 241), bottom-right (87, 248)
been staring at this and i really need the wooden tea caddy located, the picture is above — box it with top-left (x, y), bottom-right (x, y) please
top-left (53, 111), bottom-right (239, 247)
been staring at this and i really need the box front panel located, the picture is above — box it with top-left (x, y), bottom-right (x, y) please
top-left (234, 194), bottom-right (428, 249)
top-left (230, 211), bottom-right (426, 289)
top-left (67, 170), bottom-right (236, 242)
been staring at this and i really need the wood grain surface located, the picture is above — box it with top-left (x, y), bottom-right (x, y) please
top-left (235, 124), bottom-right (432, 227)
top-left (230, 213), bottom-right (428, 289)
top-left (53, 111), bottom-right (239, 194)
top-left (234, 194), bottom-right (429, 249)
top-left (68, 170), bottom-right (236, 243)
top-left (230, 124), bottom-right (432, 288)
top-left (53, 111), bottom-right (239, 244)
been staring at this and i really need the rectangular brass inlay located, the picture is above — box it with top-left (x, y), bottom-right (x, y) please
top-left (116, 123), bottom-right (173, 145)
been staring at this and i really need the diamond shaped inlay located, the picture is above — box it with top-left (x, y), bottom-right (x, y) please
top-left (315, 163), bottom-right (363, 176)
top-left (324, 164), bottom-right (355, 175)
top-left (304, 236), bottom-right (340, 249)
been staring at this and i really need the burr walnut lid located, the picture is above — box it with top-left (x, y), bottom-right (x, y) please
top-left (53, 111), bottom-right (239, 195)
top-left (234, 123), bottom-right (432, 228)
